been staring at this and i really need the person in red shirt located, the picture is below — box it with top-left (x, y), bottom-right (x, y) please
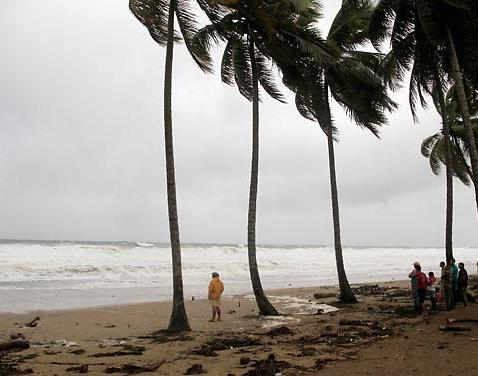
top-left (415, 265), bottom-right (428, 313)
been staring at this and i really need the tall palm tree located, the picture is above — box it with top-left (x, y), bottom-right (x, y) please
top-left (370, 0), bottom-right (478, 214)
top-left (129, 0), bottom-right (219, 332)
top-left (421, 84), bottom-right (478, 260)
top-left (277, 0), bottom-right (395, 303)
top-left (194, 0), bottom-right (327, 314)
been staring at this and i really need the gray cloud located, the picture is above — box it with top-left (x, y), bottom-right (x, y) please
top-left (0, 0), bottom-right (476, 247)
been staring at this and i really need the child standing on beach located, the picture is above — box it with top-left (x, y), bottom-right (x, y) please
top-left (208, 272), bottom-right (224, 322)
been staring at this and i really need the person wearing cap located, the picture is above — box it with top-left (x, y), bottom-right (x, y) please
top-left (208, 272), bottom-right (224, 322)
top-left (408, 262), bottom-right (420, 311)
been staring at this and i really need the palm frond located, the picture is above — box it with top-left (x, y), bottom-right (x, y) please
top-left (129, 0), bottom-right (170, 46)
top-left (175, 0), bottom-right (214, 72)
top-left (255, 49), bottom-right (286, 103)
top-left (416, 0), bottom-right (445, 46)
top-left (221, 39), bottom-right (236, 86)
top-left (328, 0), bottom-right (374, 50)
top-left (232, 38), bottom-right (253, 101)
top-left (421, 133), bottom-right (440, 157)
top-left (369, 0), bottom-right (401, 50)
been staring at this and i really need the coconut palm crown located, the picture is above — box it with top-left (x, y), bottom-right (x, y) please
top-left (369, 0), bottom-right (478, 213)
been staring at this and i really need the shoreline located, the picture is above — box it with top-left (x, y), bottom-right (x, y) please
top-left (0, 280), bottom-right (411, 315)
top-left (2, 279), bottom-right (477, 375)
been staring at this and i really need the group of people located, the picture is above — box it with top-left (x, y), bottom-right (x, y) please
top-left (409, 259), bottom-right (469, 313)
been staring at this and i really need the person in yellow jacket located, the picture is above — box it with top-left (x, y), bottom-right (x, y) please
top-left (208, 272), bottom-right (224, 322)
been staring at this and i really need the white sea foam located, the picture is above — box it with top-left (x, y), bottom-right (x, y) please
top-left (0, 241), bottom-right (476, 312)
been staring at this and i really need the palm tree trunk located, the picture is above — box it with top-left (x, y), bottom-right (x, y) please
top-left (164, 1), bottom-right (190, 332)
top-left (324, 85), bottom-right (357, 304)
top-left (446, 27), bottom-right (478, 213)
top-left (326, 132), bottom-right (357, 303)
top-left (247, 34), bottom-right (278, 316)
top-left (434, 68), bottom-right (454, 262)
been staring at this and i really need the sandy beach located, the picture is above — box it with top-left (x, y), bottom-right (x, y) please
top-left (1, 279), bottom-right (478, 375)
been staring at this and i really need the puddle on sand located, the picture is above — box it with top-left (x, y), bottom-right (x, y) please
top-left (244, 294), bottom-right (338, 315)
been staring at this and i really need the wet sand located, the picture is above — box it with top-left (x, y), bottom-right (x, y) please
top-left (1, 280), bottom-right (477, 375)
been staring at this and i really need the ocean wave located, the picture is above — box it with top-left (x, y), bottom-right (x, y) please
top-left (0, 242), bottom-right (476, 291)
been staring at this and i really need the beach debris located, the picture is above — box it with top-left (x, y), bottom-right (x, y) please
top-left (0, 339), bottom-right (30, 352)
top-left (437, 342), bottom-right (449, 349)
top-left (69, 348), bottom-right (86, 355)
top-left (65, 364), bottom-right (89, 373)
top-left (469, 338), bottom-right (478, 341)
top-left (24, 317), bottom-right (40, 328)
top-left (351, 284), bottom-right (388, 296)
top-left (184, 364), bottom-right (206, 374)
top-left (9, 333), bottom-right (26, 341)
top-left (141, 330), bottom-right (193, 344)
top-left (241, 354), bottom-right (290, 376)
top-left (53, 339), bottom-right (79, 348)
top-left (447, 318), bottom-right (478, 324)
top-left (191, 337), bottom-right (262, 357)
top-left (385, 289), bottom-right (411, 298)
top-left (339, 319), bottom-right (373, 326)
top-left (344, 349), bottom-right (360, 359)
top-left (313, 292), bottom-right (337, 299)
top-left (298, 347), bottom-right (315, 357)
top-left (316, 354), bottom-right (347, 370)
top-left (44, 350), bottom-right (60, 355)
top-left (92, 344), bottom-right (145, 357)
top-left (227, 310), bottom-right (237, 314)
top-left (266, 326), bottom-right (294, 337)
top-left (439, 325), bottom-right (471, 332)
top-left (240, 357), bottom-right (251, 365)
top-left (104, 361), bottom-right (163, 374)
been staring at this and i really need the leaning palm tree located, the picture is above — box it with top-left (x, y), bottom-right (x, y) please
top-left (277, 0), bottom-right (396, 303)
top-left (370, 0), bottom-right (478, 215)
top-left (129, 0), bottom-right (220, 332)
top-left (194, 0), bottom-right (328, 314)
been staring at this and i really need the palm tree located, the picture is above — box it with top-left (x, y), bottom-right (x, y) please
top-left (421, 84), bottom-right (478, 260)
top-left (194, 0), bottom-right (327, 315)
top-left (277, 0), bottom-right (395, 303)
top-left (129, 0), bottom-right (219, 332)
top-left (370, 0), bottom-right (478, 214)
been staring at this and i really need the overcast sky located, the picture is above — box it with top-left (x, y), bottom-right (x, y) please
top-left (0, 0), bottom-right (476, 247)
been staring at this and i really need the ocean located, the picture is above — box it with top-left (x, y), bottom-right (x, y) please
top-left (0, 240), bottom-right (476, 313)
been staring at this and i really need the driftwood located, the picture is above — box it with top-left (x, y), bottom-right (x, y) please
top-left (266, 326), bottom-right (294, 337)
top-left (339, 319), bottom-right (371, 327)
top-left (91, 345), bottom-right (145, 358)
top-left (184, 364), bottom-right (206, 375)
top-left (24, 317), bottom-right (40, 328)
top-left (447, 318), bottom-right (478, 324)
top-left (439, 325), bottom-right (472, 332)
top-left (0, 339), bottom-right (30, 352)
top-left (104, 361), bottom-right (163, 374)
top-left (65, 364), bottom-right (89, 373)
top-left (313, 292), bottom-right (337, 299)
